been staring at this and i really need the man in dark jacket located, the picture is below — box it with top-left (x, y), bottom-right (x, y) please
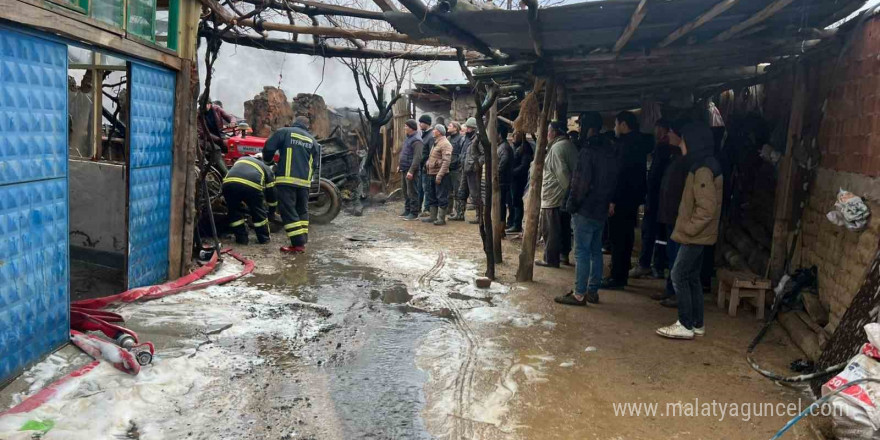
top-left (399, 119), bottom-right (424, 221)
top-left (654, 120), bottom-right (689, 306)
top-left (497, 124), bottom-right (514, 228)
top-left (605, 111), bottom-right (653, 289)
top-left (452, 117), bottom-right (482, 222)
top-left (201, 100), bottom-right (235, 175)
top-left (447, 121), bottom-right (466, 219)
top-left (418, 115), bottom-right (435, 217)
top-left (222, 155), bottom-right (277, 245)
top-left (631, 119), bottom-right (673, 280)
top-left (262, 116), bottom-right (321, 253)
top-left (555, 112), bottom-right (620, 306)
top-left (506, 131), bottom-right (534, 233)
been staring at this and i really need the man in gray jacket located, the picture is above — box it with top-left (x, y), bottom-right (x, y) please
top-left (536, 121), bottom-right (578, 268)
top-left (399, 119), bottom-right (424, 221)
top-left (459, 117), bottom-right (484, 224)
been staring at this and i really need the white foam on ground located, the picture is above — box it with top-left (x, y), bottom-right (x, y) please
top-left (1, 260), bottom-right (329, 439)
top-left (0, 348), bottom-right (232, 439)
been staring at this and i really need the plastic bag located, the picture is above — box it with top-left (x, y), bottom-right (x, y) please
top-left (827, 189), bottom-right (870, 231)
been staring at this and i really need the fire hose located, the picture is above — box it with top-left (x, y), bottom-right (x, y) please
top-left (69, 248), bottom-right (254, 374)
top-left (0, 249), bottom-right (254, 417)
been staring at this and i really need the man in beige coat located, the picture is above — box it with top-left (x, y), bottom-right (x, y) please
top-left (657, 121), bottom-right (723, 340)
top-left (423, 124), bottom-right (454, 225)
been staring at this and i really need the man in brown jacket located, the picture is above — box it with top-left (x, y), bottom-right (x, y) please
top-left (657, 121), bottom-right (723, 340)
top-left (423, 124), bottom-right (454, 225)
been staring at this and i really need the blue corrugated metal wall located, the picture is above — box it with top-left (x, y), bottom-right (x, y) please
top-left (0, 29), bottom-right (69, 383)
top-left (127, 62), bottom-right (175, 289)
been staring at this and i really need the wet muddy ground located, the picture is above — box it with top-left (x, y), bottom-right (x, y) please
top-left (1, 202), bottom-right (829, 439)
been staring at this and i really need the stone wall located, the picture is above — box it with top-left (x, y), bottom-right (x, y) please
top-left (292, 93), bottom-right (331, 139)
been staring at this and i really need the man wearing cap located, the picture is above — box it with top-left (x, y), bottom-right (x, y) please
top-left (536, 121), bottom-right (578, 268)
top-left (422, 124), bottom-right (453, 225)
top-left (446, 121), bottom-right (465, 219)
top-left (262, 116), bottom-right (321, 253)
top-left (460, 117), bottom-right (484, 224)
top-left (417, 115), bottom-right (435, 217)
top-left (399, 119), bottom-right (424, 221)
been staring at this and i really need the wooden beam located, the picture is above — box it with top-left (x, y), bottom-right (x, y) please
top-left (820, 0), bottom-right (871, 28)
top-left (205, 29), bottom-right (462, 60)
top-left (521, 0), bottom-right (544, 57)
top-left (239, 0), bottom-right (387, 20)
top-left (516, 77), bottom-right (555, 282)
top-left (711, 0), bottom-right (795, 42)
top-left (489, 100), bottom-right (503, 263)
top-left (201, 0), bottom-right (446, 47)
top-left (397, 0), bottom-right (503, 61)
top-left (612, 0), bottom-right (648, 53)
top-left (563, 66), bottom-right (764, 89)
top-left (372, 0), bottom-right (399, 12)
top-left (768, 64), bottom-right (806, 282)
top-left (168, 59), bottom-right (196, 278)
top-left (3, 0), bottom-right (181, 70)
top-left (658, 0), bottom-right (743, 48)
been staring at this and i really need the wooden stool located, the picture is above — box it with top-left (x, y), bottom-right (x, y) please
top-left (716, 269), bottom-right (771, 319)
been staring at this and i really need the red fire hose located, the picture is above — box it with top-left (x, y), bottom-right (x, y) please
top-left (0, 249), bottom-right (255, 417)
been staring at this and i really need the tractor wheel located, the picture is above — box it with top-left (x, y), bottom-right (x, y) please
top-left (309, 178), bottom-right (342, 224)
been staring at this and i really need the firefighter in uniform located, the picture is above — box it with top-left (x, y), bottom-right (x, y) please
top-left (222, 154), bottom-right (277, 244)
top-left (262, 116), bottom-right (321, 254)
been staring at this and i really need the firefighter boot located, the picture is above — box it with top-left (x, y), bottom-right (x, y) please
top-left (434, 208), bottom-right (447, 226)
top-left (421, 207), bottom-right (438, 223)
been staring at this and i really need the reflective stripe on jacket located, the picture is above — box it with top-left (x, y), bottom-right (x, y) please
top-left (223, 156), bottom-right (278, 207)
top-left (262, 123), bottom-right (321, 188)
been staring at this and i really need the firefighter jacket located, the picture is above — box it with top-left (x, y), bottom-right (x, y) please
top-left (262, 122), bottom-right (321, 188)
top-left (223, 156), bottom-right (278, 209)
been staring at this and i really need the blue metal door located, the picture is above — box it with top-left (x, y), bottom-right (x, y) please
top-left (0, 29), bottom-right (69, 383)
top-left (127, 62), bottom-right (175, 288)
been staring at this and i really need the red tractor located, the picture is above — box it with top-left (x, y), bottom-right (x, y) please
top-left (205, 123), bottom-right (343, 225)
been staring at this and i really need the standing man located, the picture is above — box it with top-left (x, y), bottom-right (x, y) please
top-left (496, 124), bottom-right (514, 229)
top-left (536, 121), bottom-right (578, 268)
top-left (555, 113), bottom-right (620, 306)
top-left (654, 120), bottom-right (689, 307)
top-left (447, 121), bottom-right (465, 219)
top-left (631, 118), bottom-right (673, 279)
top-left (450, 119), bottom-right (476, 221)
top-left (506, 131), bottom-right (534, 233)
top-left (459, 117), bottom-right (484, 224)
top-left (604, 111), bottom-right (652, 289)
top-left (222, 154), bottom-right (277, 245)
top-left (399, 119), bottom-right (424, 221)
top-left (262, 116), bottom-right (321, 254)
top-left (418, 115), bottom-right (435, 217)
top-left (422, 124), bottom-right (453, 225)
top-left (657, 121), bottom-right (723, 340)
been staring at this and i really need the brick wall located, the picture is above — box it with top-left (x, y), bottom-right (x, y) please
top-left (798, 17), bottom-right (880, 332)
top-left (817, 18), bottom-right (880, 177)
top-left (800, 169), bottom-right (880, 333)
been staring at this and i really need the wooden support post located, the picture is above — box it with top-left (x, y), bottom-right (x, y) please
top-left (768, 64), bottom-right (806, 282)
top-left (555, 80), bottom-right (568, 122)
top-left (490, 101), bottom-right (502, 263)
top-left (516, 77), bottom-right (555, 282)
top-left (168, 59), bottom-right (195, 278)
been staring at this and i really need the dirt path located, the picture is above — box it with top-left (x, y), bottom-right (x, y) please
top-left (1, 203), bottom-right (826, 440)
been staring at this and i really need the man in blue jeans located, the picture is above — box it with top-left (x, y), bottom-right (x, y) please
top-left (656, 121), bottom-right (723, 340)
top-left (554, 112), bottom-right (620, 306)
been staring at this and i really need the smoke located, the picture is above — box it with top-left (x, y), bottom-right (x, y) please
top-left (197, 43), bottom-right (465, 117)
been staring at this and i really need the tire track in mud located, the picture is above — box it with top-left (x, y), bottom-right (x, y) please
top-left (417, 251), bottom-right (482, 439)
